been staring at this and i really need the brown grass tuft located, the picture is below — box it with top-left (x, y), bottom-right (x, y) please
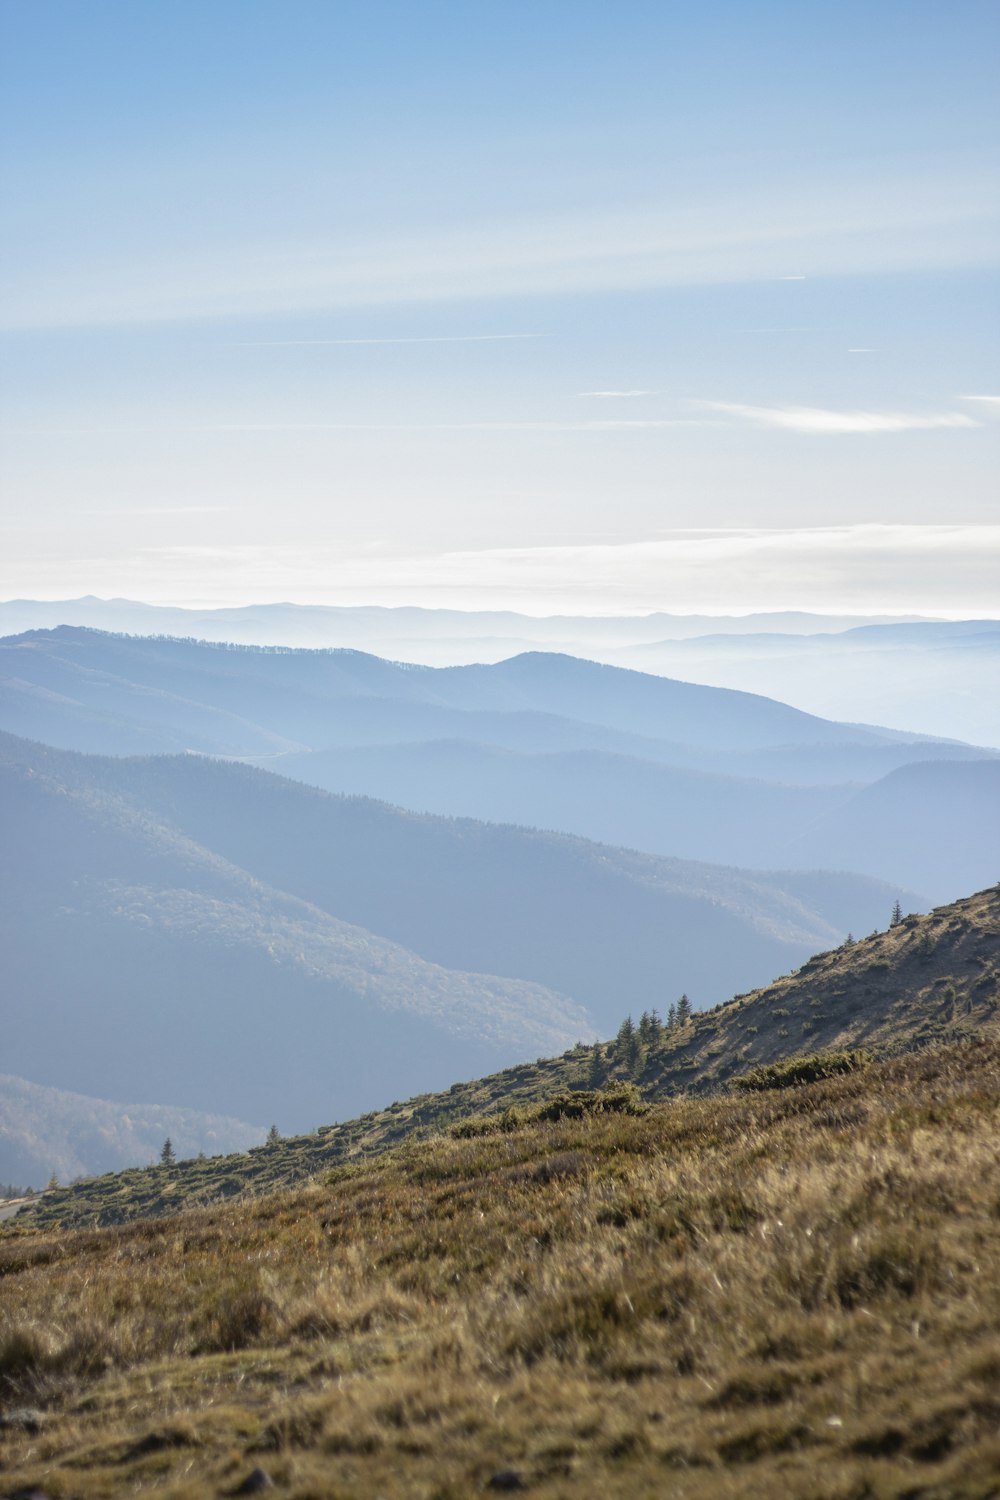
top-left (2, 1039), bottom-right (1000, 1496)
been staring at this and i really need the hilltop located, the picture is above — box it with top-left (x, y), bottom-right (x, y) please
top-left (22, 882), bottom-right (999, 1231)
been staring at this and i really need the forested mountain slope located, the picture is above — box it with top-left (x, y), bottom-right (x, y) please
top-left (0, 624), bottom-right (967, 760)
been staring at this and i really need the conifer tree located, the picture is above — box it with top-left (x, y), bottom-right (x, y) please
top-left (638, 1009), bottom-right (661, 1046)
top-left (615, 1015), bottom-right (640, 1073)
top-left (160, 1138), bottom-right (176, 1168)
top-left (891, 900), bottom-right (903, 926)
top-left (676, 993), bottom-right (693, 1025)
top-left (615, 1014), bottom-right (635, 1050)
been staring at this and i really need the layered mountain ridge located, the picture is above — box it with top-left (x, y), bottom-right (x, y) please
top-left (1, 729), bottom-right (919, 1142)
top-left (3, 627), bottom-right (996, 901)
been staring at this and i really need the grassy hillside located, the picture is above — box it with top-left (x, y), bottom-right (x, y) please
top-left (3, 1038), bottom-right (1000, 1498)
top-left (22, 883), bottom-right (999, 1231)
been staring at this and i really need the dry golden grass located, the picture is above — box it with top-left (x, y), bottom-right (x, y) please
top-left (3, 1039), bottom-right (1000, 1498)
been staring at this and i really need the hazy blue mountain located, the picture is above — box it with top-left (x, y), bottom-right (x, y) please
top-left (243, 696), bottom-right (986, 785)
top-left (1, 626), bottom-right (975, 771)
top-left (4, 629), bottom-right (994, 904)
top-left (266, 738), bottom-right (847, 868)
top-left (266, 738), bottom-right (999, 899)
top-left (0, 597), bottom-right (925, 653)
top-left (1, 732), bottom-right (922, 1131)
top-left (3, 608), bottom-right (994, 744)
top-left (611, 621), bottom-right (1000, 747)
top-left (400, 651), bottom-right (886, 748)
top-left (1, 734), bottom-right (591, 1128)
top-left (0, 1075), bottom-right (266, 1188)
top-left (781, 759), bottom-right (1000, 903)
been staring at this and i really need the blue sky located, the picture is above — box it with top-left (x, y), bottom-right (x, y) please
top-left (1, 1), bottom-right (998, 611)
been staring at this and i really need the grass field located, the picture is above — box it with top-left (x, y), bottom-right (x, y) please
top-left (3, 1038), bottom-right (1000, 1498)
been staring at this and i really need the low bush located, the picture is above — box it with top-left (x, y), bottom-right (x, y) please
top-left (732, 1049), bottom-right (872, 1093)
top-left (450, 1083), bottom-right (647, 1137)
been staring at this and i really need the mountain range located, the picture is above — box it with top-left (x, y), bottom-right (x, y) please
top-left (2, 627), bottom-right (995, 901)
top-left (1, 728), bottom-right (920, 1149)
top-left (2, 598), bottom-right (995, 742)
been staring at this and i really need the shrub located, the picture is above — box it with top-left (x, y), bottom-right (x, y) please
top-left (450, 1083), bottom-right (648, 1138)
top-left (732, 1050), bottom-right (871, 1094)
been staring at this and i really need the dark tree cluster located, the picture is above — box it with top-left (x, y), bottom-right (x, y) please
top-left (603, 996), bottom-right (695, 1079)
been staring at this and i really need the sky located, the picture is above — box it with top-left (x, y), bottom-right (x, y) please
top-left (1, 0), bottom-right (998, 614)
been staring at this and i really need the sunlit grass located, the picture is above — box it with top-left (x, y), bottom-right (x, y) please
top-left (3, 1039), bottom-right (1000, 1496)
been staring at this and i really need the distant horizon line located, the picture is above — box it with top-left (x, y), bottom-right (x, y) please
top-left (1, 593), bottom-right (992, 624)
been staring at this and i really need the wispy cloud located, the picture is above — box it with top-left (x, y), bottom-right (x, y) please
top-left (231, 333), bottom-right (540, 347)
top-left (7, 401), bottom-right (980, 439)
top-left (4, 152), bottom-right (995, 329)
top-left (19, 525), bottom-right (995, 617)
top-left (701, 401), bottom-right (979, 434)
top-left (5, 419), bottom-right (701, 437)
top-left (958, 394), bottom-right (1000, 407)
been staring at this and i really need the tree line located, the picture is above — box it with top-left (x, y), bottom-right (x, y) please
top-left (585, 996), bottom-right (694, 1085)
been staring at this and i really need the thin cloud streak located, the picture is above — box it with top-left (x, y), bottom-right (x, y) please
top-left (4, 152), bottom-right (995, 330)
top-left (12, 527), bottom-right (997, 617)
top-left (5, 419), bottom-right (704, 437)
top-left (230, 333), bottom-right (541, 347)
top-left (701, 401), bottom-right (979, 434)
